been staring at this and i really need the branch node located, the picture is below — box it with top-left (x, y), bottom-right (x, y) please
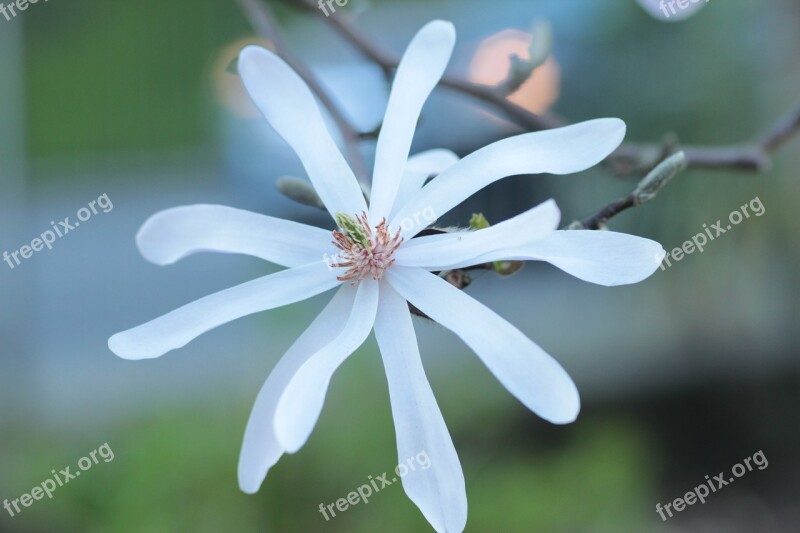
top-left (633, 150), bottom-right (688, 205)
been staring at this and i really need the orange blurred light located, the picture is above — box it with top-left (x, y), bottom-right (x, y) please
top-left (468, 29), bottom-right (560, 114)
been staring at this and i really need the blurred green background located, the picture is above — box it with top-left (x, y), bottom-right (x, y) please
top-left (1, 0), bottom-right (798, 531)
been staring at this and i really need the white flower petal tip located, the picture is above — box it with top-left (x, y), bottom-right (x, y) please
top-left (107, 263), bottom-right (340, 361)
top-left (387, 267), bottom-right (580, 426)
top-left (395, 199), bottom-right (561, 270)
top-left (417, 19), bottom-right (456, 45)
top-left (135, 204), bottom-right (331, 268)
top-left (391, 118), bottom-right (627, 237)
top-left (107, 333), bottom-right (148, 361)
top-left (375, 283), bottom-right (468, 532)
top-left (546, 118), bottom-right (626, 174)
top-left (653, 246), bottom-right (668, 267)
top-left (521, 231), bottom-right (666, 286)
top-left (545, 385), bottom-right (581, 425)
top-left (273, 281), bottom-right (379, 453)
top-left (238, 45), bottom-right (366, 218)
top-left (238, 480), bottom-right (260, 496)
top-left (237, 287), bottom-right (357, 495)
top-left (368, 20), bottom-right (456, 220)
top-left (135, 210), bottom-right (181, 266)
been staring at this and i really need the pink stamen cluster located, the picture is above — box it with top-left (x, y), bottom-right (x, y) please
top-left (332, 212), bottom-right (403, 284)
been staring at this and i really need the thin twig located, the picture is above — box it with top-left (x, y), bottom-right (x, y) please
top-left (290, 0), bottom-right (563, 130)
top-left (761, 101), bottom-right (800, 153)
top-left (609, 101), bottom-right (800, 174)
top-left (237, 0), bottom-right (371, 185)
top-left (574, 152), bottom-right (688, 230)
top-left (289, 0), bottom-right (800, 176)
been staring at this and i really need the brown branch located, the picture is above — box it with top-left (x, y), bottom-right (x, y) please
top-left (288, 0), bottom-right (800, 176)
top-left (236, 0), bottom-right (370, 185)
top-left (576, 195), bottom-right (638, 231)
top-left (609, 102), bottom-right (800, 175)
top-left (761, 101), bottom-right (800, 153)
top-left (250, 1), bottom-right (798, 235)
top-left (289, 0), bottom-right (564, 130)
top-left (574, 152), bottom-right (688, 230)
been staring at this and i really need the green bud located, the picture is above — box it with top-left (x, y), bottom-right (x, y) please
top-left (468, 213), bottom-right (524, 276)
top-left (494, 260), bottom-right (525, 277)
top-left (226, 56), bottom-right (239, 75)
top-left (469, 213), bottom-right (491, 230)
top-left (633, 151), bottom-right (687, 205)
top-left (276, 177), bottom-right (325, 209)
top-left (335, 213), bottom-right (370, 248)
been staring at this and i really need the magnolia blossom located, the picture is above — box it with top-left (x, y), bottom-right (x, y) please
top-left (109, 20), bottom-right (664, 533)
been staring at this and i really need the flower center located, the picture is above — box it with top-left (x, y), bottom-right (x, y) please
top-left (331, 212), bottom-right (403, 285)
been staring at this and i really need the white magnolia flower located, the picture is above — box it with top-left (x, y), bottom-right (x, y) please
top-left (109, 20), bottom-right (665, 532)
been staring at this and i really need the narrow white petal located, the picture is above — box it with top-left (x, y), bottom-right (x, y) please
top-left (442, 230), bottom-right (666, 286)
top-left (238, 46), bottom-right (367, 218)
top-left (108, 262), bottom-right (340, 360)
top-left (369, 21), bottom-right (456, 220)
top-left (392, 149), bottom-right (460, 220)
top-left (273, 280), bottom-right (379, 453)
top-left (136, 204), bottom-right (333, 268)
top-left (405, 149), bottom-right (461, 175)
top-left (375, 281), bottom-right (467, 533)
top-left (395, 199), bottom-right (560, 269)
top-left (391, 119), bottom-right (626, 237)
top-left (387, 267), bottom-right (580, 424)
top-left (238, 285), bottom-right (356, 494)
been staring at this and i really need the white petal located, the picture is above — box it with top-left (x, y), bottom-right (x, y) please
top-left (386, 267), bottom-right (580, 424)
top-left (238, 285), bottom-right (356, 494)
top-left (369, 21), bottom-right (456, 220)
top-left (273, 280), bottom-right (379, 453)
top-left (136, 204), bottom-right (333, 268)
top-left (108, 262), bottom-right (340, 360)
top-left (374, 281), bottom-right (467, 533)
top-left (443, 230), bottom-right (666, 286)
top-left (395, 199), bottom-right (560, 269)
top-left (392, 149), bottom-right (460, 219)
top-left (405, 149), bottom-right (461, 175)
top-left (238, 46), bottom-right (367, 218)
top-left (391, 119), bottom-right (626, 237)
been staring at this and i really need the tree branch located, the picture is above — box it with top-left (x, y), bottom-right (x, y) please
top-left (289, 0), bottom-right (563, 130)
top-left (573, 151), bottom-right (688, 230)
top-left (288, 0), bottom-right (800, 176)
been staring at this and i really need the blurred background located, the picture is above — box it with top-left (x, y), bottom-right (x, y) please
top-left (1, 0), bottom-right (798, 531)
